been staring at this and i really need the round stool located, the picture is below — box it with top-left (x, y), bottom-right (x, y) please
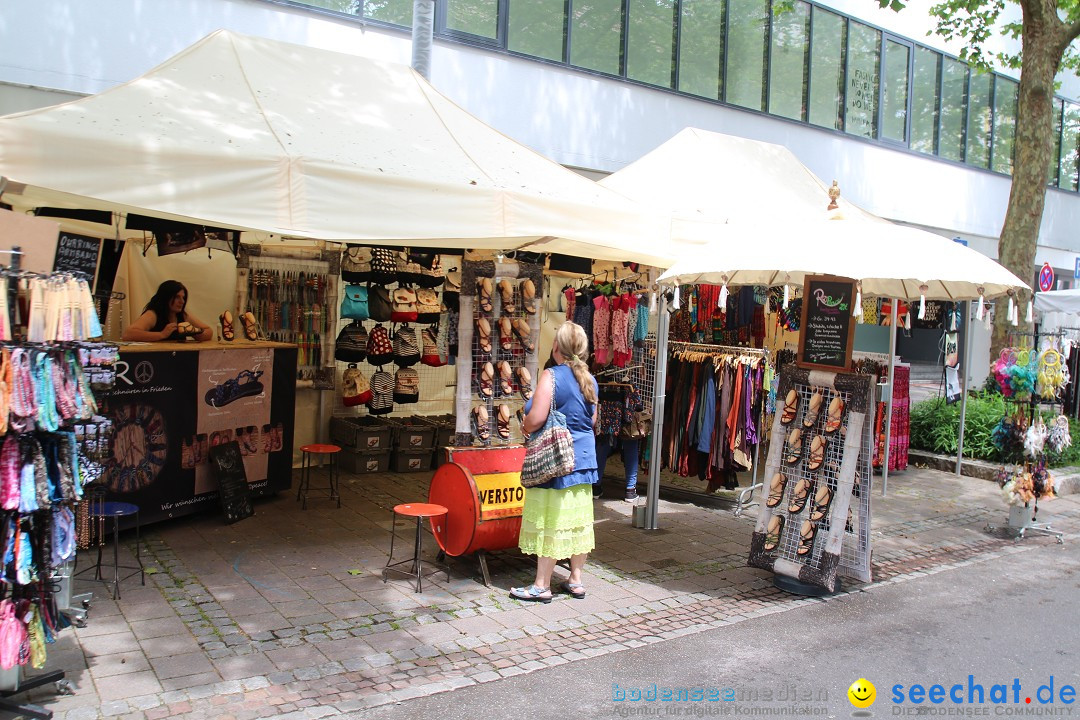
top-left (90, 502), bottom-right (145, 600)
top-left (297, 444), bottom-right (342, 510)
top-left (383, 503), bottom-right (449, 593)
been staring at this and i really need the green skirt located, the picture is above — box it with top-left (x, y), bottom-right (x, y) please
top-left (518, 484), bottom-right (595, 559)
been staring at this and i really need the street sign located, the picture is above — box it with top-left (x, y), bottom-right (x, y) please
top-left (1074, 257), bottom-right (1080, 280)
top-left (1039, 263), bottom-right (1055, 292)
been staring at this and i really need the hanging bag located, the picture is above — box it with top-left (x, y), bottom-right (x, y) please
top-left (415, 288), bottom-right (442, 324)
top-left (334, 322), bottom-right (368, 363)
top-left (366, 324), bottom-right (394, 367)
top-left (393, 325), bottom-right (421, 367)
top-left (341, 246), bottom-right (372, 283)
top-left (520, 371), bottom-right (576, 488)
top-left (393, 368), bottom-right (420, 404)
top-left (340, 284), bottom-right (369, 321)
top-left (391, 287), bottom-right (418, 323)
top-left (371, 247), bottom-right (399, 285)
top-left (415, 253), bottom-right (444, 288)
top-left (368, 285), bottom-right (393, 323)
top-left (367, 370), bottom-right (395, 415)
top-left (341, 364), bottom-right (373, 406)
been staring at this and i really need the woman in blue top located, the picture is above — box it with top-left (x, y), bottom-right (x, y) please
top-left (511, 321), bottom-right (598, 603)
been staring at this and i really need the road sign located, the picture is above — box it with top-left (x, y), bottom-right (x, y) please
top-left (1074, 257), bottom-right (1080, 279)
top-left (1039, 262), bottom-right (1055, 292)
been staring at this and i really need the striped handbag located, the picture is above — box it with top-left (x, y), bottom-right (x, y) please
top-left (519, 371), bottom-right (575, 488)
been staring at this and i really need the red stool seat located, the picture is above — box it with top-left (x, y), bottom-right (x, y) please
top-left (297, 444), bottom-right (343, 509)
top-left (383, 503), bottom-right (449, 592)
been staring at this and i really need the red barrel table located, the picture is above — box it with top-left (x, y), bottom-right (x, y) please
top-left (428, 446), bottom-right (525, 586)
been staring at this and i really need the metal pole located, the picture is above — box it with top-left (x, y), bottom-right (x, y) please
top-left (645, 291), bottom-right (671, 530)
top-left (411, 0), bottom-right (436, 80)
top-left (956, 301), bottom-right (972, 476)
top-left (883, 298), bottom-right (898, 497)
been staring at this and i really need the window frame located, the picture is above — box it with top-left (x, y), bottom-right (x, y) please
top-left (878, 34), bottom-right (913, 147)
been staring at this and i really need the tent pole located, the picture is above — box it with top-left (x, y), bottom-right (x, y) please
top-left (410, 0), bottom-right (436, 79)
top-left (883, 298), bottom-right (898, 497)
top-left (645, 291), bottom-right (670, 531)
top-left (956, 301), bottom-right (972, 476)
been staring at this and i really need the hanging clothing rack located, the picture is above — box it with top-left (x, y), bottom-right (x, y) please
top-left (668, 340), bottom-right (769, 358)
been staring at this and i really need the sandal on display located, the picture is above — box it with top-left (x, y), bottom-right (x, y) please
top-left (807, 435), bottom-right (828, 471)
top-left (796, 519), bottom-right (817, 557)
top-left (498, 317), bottom-right (513, 352)
top-left (476, 317), bottom-right (493, 354)
top-left (824, 397), bottom-right (846, 434)
top-left (471, 405), bottom-right (491, 442)
top-left (763, 515), bottom-right (784, 552)
top-left (516, 366), bottom-right (533, 401)
top-left (803, 390), bottom-right (824, 428)
top-left (240, 311), bottom-right (259, 341)
top-left (204, 369), bottom-right (265, 408)
top-left (478, 278), bottom-right (494, 313)
top-left (810, 484), bottom-right (834, 523)
top-left (496, 404), bottom-right (512, 439)
top-left (219, 311), bottom-right (235, 342)
top-left (521, 278), bottom-right (537, 315)
top-left (780, 389), bottom-right (799, 425)
top-left (512, 318), bottom-right (535, 352)
top-left (497, 360), bottom-right (513, 397)
top-left (787, 478), bottom-right (811, 514)
top-left (509, 584), bottom-right (553, 603)
top-left (559, 580), bottom-right (586, 599)
top-left (478, 362), bottom-right (494, 399)
top-left (498, 279), bottom-right (516, 314)
top-left (766, 472), bottom-right (787, 508)
top-left (785, 428), bottom-right (803, 464)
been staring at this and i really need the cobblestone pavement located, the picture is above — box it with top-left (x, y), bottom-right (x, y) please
top-left (21, 462), bottom-right (1079, 719)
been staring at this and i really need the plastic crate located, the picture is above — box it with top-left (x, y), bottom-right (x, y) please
top-left (392, 449), bottom-right (434, 473)
top-left (339, 449), bottom-right (391, 474)
top-left (330, 416), bottom-right (392, 450)
top-left (388, 418), bottom-right (436, 451)
top-left (419, 415), bottom-right (456, 448)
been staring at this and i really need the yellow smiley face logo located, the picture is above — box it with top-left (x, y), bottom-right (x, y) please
top-left (848, 679), bottom-right (876, 708)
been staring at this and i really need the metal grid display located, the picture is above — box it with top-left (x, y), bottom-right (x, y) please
top-left (595, 331), bottom-right (658, 417)
top-left (769, 382), bottom-right (872, 577)
top-left (471, 278), bottom-right (533, 445)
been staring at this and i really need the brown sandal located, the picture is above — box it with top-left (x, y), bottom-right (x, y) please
top-left (477, 277), bottom-right (493, 313)
top-left (471, 405), bottom-right (491, 442)
top-left (807, 435), bottom-right (827, 471)
top-left (810, 484), bottom-right (833, 523)
top-left (476, 317), bottom-right (492, 354)
top-left (764, 515), bottom-right (784, 552)
top-left (240, 311), bottom-right (259, 341)
top-left (219, 311), bottom-right (235, 342)
top-left (478, 362), bottom-right (494, 398)
top-left (498, 279), bottom-right (515, 314)
top-left (496, 404), bottom-right (512, 440)
top-left (825, 397), bottom-right (845, 434)
top-left (521, 278), bottom-right (537, 314)
top-left (780, 389), bottom-right (799, 425)
top-left (498, 317), bottom-right (513, 352)
top-left (497, 360), bottom-right (513, 397)
top-left (766, 472), bottom-right (787, 508)
top-left (512, 318), bottom-right (534, 352)
top-left (516, 366), bottom-right (533, 401)
top-left (796, 519), bottom-right (817, 556)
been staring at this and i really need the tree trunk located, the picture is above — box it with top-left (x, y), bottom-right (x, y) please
top-left (990, 10), bottom-right (1064, 363)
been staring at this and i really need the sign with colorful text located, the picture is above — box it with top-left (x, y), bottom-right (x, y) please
top-left (798, 274), bottom-right (857, 372)
top-left (474, 471), bottom-right (525, 521)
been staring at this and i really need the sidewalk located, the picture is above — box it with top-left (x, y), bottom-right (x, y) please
top-left (21, 462), bottom-right (1080, 719)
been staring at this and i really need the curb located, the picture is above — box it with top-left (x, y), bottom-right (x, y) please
top-left (908, 449), bottom-right (1080, 495)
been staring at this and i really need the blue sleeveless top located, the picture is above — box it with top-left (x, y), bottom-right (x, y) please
top-left (523, 363), bottom-right (598, 489)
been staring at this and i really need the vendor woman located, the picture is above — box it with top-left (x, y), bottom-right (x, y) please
top-left (122, 280), bottom-right (213, 342)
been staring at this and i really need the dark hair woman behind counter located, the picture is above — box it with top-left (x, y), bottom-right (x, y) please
top-left (122, 280), bottom-right (213, 342)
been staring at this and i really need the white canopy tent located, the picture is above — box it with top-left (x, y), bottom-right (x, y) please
top-left (0, 29), bottom-right (670, 266)
top-left (601, 128), bottom-right (1029, 527)
top-left (1035, 288), bottom-right (1080, 335)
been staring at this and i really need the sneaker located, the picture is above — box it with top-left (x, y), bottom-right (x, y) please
top-left (624, 487), bottom-right (638, 503)
top-left (592, 483), bottom-right (603, 499)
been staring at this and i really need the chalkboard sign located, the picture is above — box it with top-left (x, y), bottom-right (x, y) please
top-left (208, 441), bottom-right (254, 524)
top-left (798, 275), bottom-right (857, 372)
top-left (53, 232), bottom-right (101, 281)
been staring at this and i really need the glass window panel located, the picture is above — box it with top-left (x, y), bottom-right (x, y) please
top-left (627, 0), bottom-right (676, 87)
top-left (300, 0), bottom-right (359, 12)
top-left (910, 47), bottom-right (940, 154)
top-left (991, 77), bottom-right (1018, 174)
top-left (725, 0), bottom-right (769, 110)
top-left (768, 1), bottom-right (810, 121)
top-left (808, 8), bottom-right (845, 130)
top-left (570, 0), bottom-right (624, 75)
top-left (362, 0), bottom-right (412, 25)
top-left (1049, 99), bottom-right (1063, 186)
top-left (509, 0), bottom-right (567, 61)
top-left (678, 0), bottom-right (725, 99)
top-left (446, 0), bottom-right (498, 38)
top-left (939, 57), bottom-right (967, 162)
top-left (965, 72), bottom-right (992, 167)
top-left (881, 40), bottom-right (910, 142)
top-left (844, 21), bottom-right (880, 139)
top-left (1062, 102), bottom-right (1080, 192)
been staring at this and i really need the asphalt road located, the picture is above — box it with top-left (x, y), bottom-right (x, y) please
top-left (361, 540), bottom-right (1079, 719)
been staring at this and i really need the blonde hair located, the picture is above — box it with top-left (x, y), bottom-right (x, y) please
top-left (555, 321), bottom-right (596, 405)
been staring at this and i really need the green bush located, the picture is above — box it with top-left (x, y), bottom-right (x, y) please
top-left (909, 393), bottom-right (1080, 468)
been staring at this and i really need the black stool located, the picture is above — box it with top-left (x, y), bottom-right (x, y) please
top-left (89, 502), bottom-right (145, 600)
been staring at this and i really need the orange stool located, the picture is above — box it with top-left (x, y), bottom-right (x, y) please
top-left (383, 503), bottom-right (449, 592)
top-left (297, 444), bottom-right (342, 509)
